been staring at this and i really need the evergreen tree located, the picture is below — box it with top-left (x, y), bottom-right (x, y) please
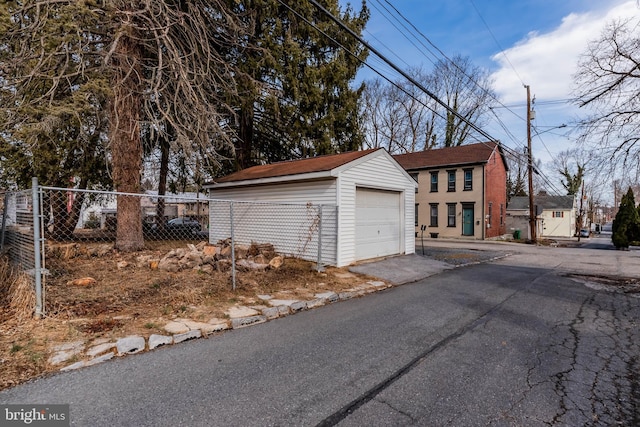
top-left (223, 0), bottom-right (369, 169)
top-left (612, 188), bottom-right (640, 249)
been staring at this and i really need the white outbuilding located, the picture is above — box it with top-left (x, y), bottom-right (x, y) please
top-left (204, 148), bottom-right (417, 267)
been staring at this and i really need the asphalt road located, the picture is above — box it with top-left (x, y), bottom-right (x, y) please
top-left (1, 242), bottom-right (639, 426)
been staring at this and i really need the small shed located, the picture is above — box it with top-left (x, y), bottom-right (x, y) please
top-left (204, 148), bottom-right (417, 267)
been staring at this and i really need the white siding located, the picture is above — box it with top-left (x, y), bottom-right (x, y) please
top-left (205, 150), bottom-right (416, 267)
top-left (208, 180), bottom-right (337, 205)
top-left (336, 152), bottom-right (416, 266)
top-left (208, 180), bottom-right (338, 266)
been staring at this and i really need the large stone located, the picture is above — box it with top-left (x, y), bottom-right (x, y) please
top-left (269, 256), bottom-right (284, 269)
top-left (306, 298), bottom-right (326, 309)
top-left (236, 259), bottom-right (268, 272)
top-left (253, 254), bottom-right (267, 264)
top-left (180, 319), bottom-right (222, 335)
top-left (207, 318), bottom-right (230, 332)
top-left (116, 335), bottom-right (145, 355)
top-left (290, 301), bottom-right (307, 312)
top-left (261, 307), bottom-right (280, 319)
top-left (268, 299), bottom-right (300, 307)
top-left (219, 245), bottom-right (232, 259)
top-left (173, 330), bottom-right (201, 343)
top-left (149, 334), bottom-right (173, 350)
top-left (235, 245), bottom-right (250, 259)
top-left (202, 245), bottom-right (218, 257)
top-left (158, 257), bottom-right (180, 272)
top-left (52, 341), bottom-right (84, 352)
top-left (315, 292), bottom-right (339, 303)
top-left (368, 280), bottom-right (387, 288)
top-left (163, 321), bottom-right (190, 334)
top-left (226, 306), bottom-right (260, 318)
top-left (86, 342), bottom-right (116, 358)
top-left (231, 315), bottom-right (267, 329)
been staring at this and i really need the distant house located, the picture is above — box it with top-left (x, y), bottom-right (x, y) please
top-left (205, 149), bottom-right (417, 267)
top-left (394, 142), bottom-right (509, 240)
top-left (507, 193), bottom-right (576, 239)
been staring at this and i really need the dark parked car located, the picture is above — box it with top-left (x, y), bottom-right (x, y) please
top-left (167, 217), bottom-right (201, 234)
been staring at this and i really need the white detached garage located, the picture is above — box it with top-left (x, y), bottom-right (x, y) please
top-left (204, 148), bottom-right (417, 267)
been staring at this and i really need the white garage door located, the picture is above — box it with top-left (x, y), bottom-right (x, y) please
top-left (355, 188), bottom-right (402, 261)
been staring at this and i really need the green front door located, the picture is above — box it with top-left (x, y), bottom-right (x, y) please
top-left (462, 206), bottom-right (474, 236)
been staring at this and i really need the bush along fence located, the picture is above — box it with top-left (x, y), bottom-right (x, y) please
top-left (0, 178), bottom-right (338, 319)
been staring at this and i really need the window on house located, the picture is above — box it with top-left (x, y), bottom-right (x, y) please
top-left (447, 203), bottom-right (456, 227)
top-left (500, 203), bottom-right (504, 225)
top-left (430, 172), bottom-right (438, 192)
top-left (447, 170), bottom-right (456, 192)
top-left (464, 169), bottom-right (473, 191)
top-left (415, 204), bottom-right (419, 226)
top-left (553, 211), bottom-right (564, 218)
top-left (430, 203), bottom-right (438, 227)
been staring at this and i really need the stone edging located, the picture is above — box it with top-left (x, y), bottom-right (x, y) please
top-left (49, 280), bottom-right (390, 372)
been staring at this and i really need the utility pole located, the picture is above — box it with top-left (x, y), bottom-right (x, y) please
top-left (526, 85), bottom-right (536, 243)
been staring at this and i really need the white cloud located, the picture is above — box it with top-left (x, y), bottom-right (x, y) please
top-left (491, 1), bottom-right (638, 105)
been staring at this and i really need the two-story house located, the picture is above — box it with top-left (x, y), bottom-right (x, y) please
top-left (394, 141), bottom-right (508, 240)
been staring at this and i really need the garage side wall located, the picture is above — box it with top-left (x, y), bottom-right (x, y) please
top-left (337, 155), bottom-right (416, 266)
top-left (207, 180), bottom-right (338, 266)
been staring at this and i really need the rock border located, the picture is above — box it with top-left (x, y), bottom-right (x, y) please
top-left (49, 280), bottom-right (391, 371)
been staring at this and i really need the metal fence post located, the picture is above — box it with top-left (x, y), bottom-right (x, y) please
top-left (230, 201), bottom-right (236, 291)
top-left (31, 177), bottom-right (43, 319)
top-left (0, 192), bottom-right (8, 251)
top-left (316, 205), bottom-right (324, 272)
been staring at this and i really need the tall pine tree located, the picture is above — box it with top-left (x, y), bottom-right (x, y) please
top-left (224, 0), bottom-right (369, 170)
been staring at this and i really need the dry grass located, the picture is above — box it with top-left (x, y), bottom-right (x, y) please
top-left (0, 257), bottom-right (35, 322)
top-left (0, 243), bottom-right (375, 391)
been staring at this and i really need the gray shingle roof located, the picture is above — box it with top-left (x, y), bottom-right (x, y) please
top-left (508, 195), bottom-right (575, 210)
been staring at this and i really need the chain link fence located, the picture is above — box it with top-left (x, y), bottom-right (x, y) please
top-left (0, 180), bottom-right (338, 318)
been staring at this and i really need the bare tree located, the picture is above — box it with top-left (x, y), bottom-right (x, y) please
top-left (360, 56), bottom-right (496, 153)
top-left (1, 1), bottom-right (251, 251)
top-left (573, 16), bottom-right (640, 167)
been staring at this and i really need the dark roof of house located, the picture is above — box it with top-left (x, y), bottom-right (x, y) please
top-left (508, 195), bottom-right (575, 210)
top-left (393, 141), bottom-right (506, 170)
top-left (212, 148), bottom-right (381, 184)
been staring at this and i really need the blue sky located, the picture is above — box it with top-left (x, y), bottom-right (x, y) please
top-left (340, 0), bottom-right (636, 197)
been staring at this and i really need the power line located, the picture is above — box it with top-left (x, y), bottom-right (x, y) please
top-left (468, 0), bottom-right (526, 86)
top-left (377, 0), bottom-right (525, 124)
top-left (304, 0), bottom-right (502, 146)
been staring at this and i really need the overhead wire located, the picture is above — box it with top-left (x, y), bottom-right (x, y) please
top-left (276, 0), bottom-right (563, 193)
top-left (303, 0), bottom-right (504, 147)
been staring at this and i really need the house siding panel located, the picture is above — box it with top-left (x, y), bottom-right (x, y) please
top-left (208, 180), bottom-right (338, 266)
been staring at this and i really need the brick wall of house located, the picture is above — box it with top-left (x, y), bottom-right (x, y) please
top-left (484, 149), bottom-right (508, 238)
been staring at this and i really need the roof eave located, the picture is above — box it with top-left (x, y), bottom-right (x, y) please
top-left (206, 170), bottom-right (335, 189)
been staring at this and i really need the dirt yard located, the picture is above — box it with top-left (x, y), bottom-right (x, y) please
top-left (0, 241), bottom-right (376, 391)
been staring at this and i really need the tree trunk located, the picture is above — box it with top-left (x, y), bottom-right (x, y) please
top-left (109, 34), bottom-right (144, 252)
top-left (236, 104), bottom-right (254, 170)
top-left (156, 134), bottom-right (170, 232)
